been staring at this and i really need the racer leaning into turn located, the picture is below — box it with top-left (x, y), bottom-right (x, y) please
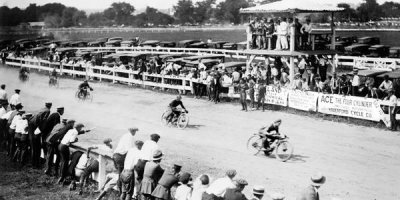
top-left (49, 68), bottom-right (58, 83)
top-left (258, 119), bottom-right (285, 155)
top-left (166, 95), bottom-right (188, 123)
top-left (78, 80), bottom-right (93, 97)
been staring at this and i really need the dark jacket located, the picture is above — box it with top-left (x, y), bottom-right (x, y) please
top-left (223, 188), bottom-right (247, 200)
top-left (42, 112), bottom-right (61, 137)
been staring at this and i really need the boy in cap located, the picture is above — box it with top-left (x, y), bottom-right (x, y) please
top-left (223, 179), bottom-right (248, 200)
top-left (174, 172), bottom-right (192, 200)
top-left (251, 185), bottom-right (264, 200)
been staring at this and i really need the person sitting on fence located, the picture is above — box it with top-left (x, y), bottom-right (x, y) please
top-left (78, 80), bottom-right (93, 98)
top-left (258, 119), bottom-right (284, 155)
top-left (379, 75), bottom-right (393, 99)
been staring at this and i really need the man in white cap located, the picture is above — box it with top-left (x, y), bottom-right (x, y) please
top-left (270, 192), bottom-right (285, 200)
top-left (296, 173), bottom-right (326, 200)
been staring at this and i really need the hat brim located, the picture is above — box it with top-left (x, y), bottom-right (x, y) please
top-left (311, 176), bottom-right (326, 186)
top-left (253, 191), bottom-right (264, 195)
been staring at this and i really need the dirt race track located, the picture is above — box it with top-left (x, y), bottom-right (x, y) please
top-left (1, 65), bottom-right (399, 200)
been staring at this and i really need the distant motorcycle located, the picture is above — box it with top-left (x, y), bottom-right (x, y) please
top-left (19, 68), bottom-right (29, 82)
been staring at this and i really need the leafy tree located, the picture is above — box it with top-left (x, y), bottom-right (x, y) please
top-left (173, 0), bottom-right (195, 24)
top-left (215, 0), bottom-right (250, 24)
top-left (193, 0), bottom-right (216, 24)
top-left (61, 7), bottom-right (87, 27)
top-left (380, 2), bottom-right (400, 18)
top-left (24, 4), bottom-right (38, 22)
top-left (38, 3), bottom-right (66, 17)
top-left (103, 2), bottom-right (135, 25)
top-left (43, 14), bottom-right (62, 28)
top-left (87, 12), bottom-right (111, 27)
top-left (337, 3), bottom-right (357, 22)
top-left (135, 7), bottom-right (175, 27)
top-left (357, 0), bottom-right (382, 21)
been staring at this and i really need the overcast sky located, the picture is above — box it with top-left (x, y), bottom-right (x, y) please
top-left (2, 0), bottom-right (400, 10)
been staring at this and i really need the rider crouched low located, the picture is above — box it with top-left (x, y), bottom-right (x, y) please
top-left (259, 119), bottom-right (284, 155)
top-left (166, 95), bottom-right (188, 123)
top-left (49, 68), bottom-right (58, 83)
top-left (78, 80), bottom-right (93, 97)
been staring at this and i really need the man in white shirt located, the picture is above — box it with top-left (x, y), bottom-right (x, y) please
top-left (9, 89), bottom-right (21, 109)
top-left (119, 140), bottom-right (144, 200)
top-left (204, 169), bottom-right (237, 198)
top-left (351, 69), bottom-right (360, 96)
top-left (58, 123), bottom-right (90, 183)
top-left (379, 75), bottom-right (393, 98)
top-left (141, 133), bottom-right (160, 161)
top-left (198, 59), bottom-right (207, 71)
top-left (113, 127), bottom-right (138, 174)
top-left (0, 84), bottom-right (7, 105)
top-left (14, 112), bottom-right (32, 164)
top-left (300, 18), bottom-right (313, 48)
top-left (276, 18), bottom-right (288, 50)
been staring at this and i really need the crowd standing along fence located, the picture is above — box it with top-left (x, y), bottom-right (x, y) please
top-left (4, 55), bottom-right (399, 190)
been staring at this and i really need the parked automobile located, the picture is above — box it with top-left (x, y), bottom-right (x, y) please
top-left (389, 47), bottom-right (400, 58)
top-left (344, 44), bottom-right (370, 56)
top-left (222, 42), bottom-right (238, 50)
top-left (108, 37), bottom-right (123, 42)
top-left (208, 41), bottom-right (228, 49)
top-left (357, 36), bottom-right (380, 45)
top-left (188, 41), bottom-right (208, 48)
top-left (177, 40), bottom-right (201, 48)
top-left (88, 41), bottom-right (105, 47)
top-left (105, 40), bottom-right (121, 47)
top-left (69, 41), bottom-right (88, 48)
top-left (367, 45), bottom-right (390, 57)
top-left (140, 40), bottom-right (160, 47)
top-left (159, 41), bottom-right (176, 48)
top-left (121, 40), bottom-right (135, 47)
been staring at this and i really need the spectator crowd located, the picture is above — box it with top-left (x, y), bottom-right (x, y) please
top-left (0, 83), bottom-right (330, 200)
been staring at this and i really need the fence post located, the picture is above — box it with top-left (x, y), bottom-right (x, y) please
top-left (97, 155), bottom-right (107, 191)
top-left (112, 69), bottom-right (116, 84)
top-left (161, 76), bottom-right (165, 91)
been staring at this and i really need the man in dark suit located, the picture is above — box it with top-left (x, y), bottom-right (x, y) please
top-left (297, 173), bottom-right (326, 200)
top-left (28, 102), bottom-right (52, 167)
top-left (212, 72), bottom-right (222, 104)
top-left (42, 107), bottom-right (64, 148)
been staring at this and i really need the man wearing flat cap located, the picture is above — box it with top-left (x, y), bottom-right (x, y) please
top-left (203, 169), bottom-right (237, 200)
top-left (223, 179), bottom-right (248, 200)
top-left (296, 173), bottom-right (326, 200)
top-left (6, 103), bottom-right (23, 157)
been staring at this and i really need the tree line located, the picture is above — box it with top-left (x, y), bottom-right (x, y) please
top-left (0, 0), bottom-right (399, 28)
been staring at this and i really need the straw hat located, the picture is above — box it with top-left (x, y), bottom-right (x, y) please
top-left (311, 173), bottom-right (326, 186)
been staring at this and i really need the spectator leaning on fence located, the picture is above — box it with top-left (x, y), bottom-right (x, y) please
top-left (387, 89), bottom-right (397, 131)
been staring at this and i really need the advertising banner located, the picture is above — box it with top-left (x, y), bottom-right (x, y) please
top-left (288, 90), bottom-right (319, 112)
top-left (318, 94), bottom-right (382, 121)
